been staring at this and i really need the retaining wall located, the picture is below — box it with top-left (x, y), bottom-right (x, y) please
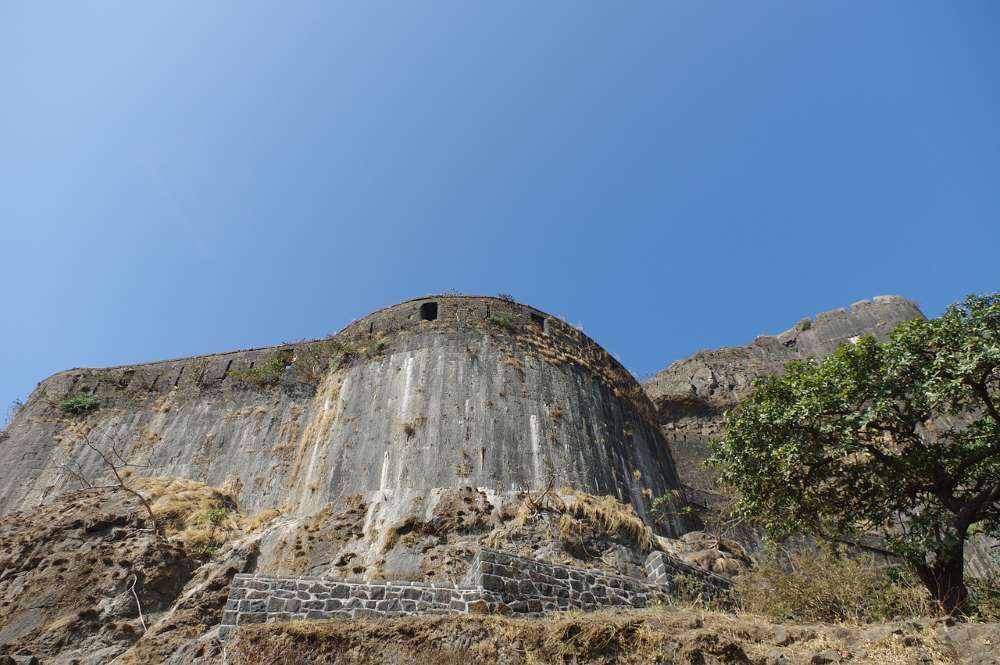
top-left (219, 548), bottom-right (731, 638)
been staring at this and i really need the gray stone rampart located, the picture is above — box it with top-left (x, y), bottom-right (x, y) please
top-left (219, 548), bottom-right (730, 638)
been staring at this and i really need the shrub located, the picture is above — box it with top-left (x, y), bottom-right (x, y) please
top-left (497, 293), bottom-right (516, 303)
top-left (488, 310), bottom-right (516, 332)
top-left (967, 573), bottom-right (1000, 622)
top-left (736, 545), bottom-right (935, 623)
top-left (200, 507), bottom-right (229, 526)
top-left (58, 393), bottom-right (99, 415)
top-left (231, 349), bottom-right (293, 387)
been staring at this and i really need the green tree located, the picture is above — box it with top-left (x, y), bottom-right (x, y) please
top-left (709, 294), bottom-right (1000, 613)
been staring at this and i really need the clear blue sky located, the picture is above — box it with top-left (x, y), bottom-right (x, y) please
top-left (2, 2), bottom-right (998, 416)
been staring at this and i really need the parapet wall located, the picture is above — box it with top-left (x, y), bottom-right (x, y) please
top-left (219, 548), bottom-right (731, 638)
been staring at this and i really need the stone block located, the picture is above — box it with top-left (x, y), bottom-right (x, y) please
top-left (239, 599), bottom-right (266, 613)
top-left (467, 599), bottom-right (489, 614)
top-left (376, 599), bottom-right (401, 612)
top-left (238, 612), bottom-right (266, 625)
top-left (480, 574), bottom-right (504, 592)
top-left (518, 580), bottom-right (537, 596)
top-left (267, 612), bottom-right (292, 623)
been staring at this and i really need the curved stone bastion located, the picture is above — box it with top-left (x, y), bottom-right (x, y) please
top-left (0, 295), bottom-right (687, 535)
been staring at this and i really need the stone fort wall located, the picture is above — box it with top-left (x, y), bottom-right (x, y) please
top-left (219, 548), bottom-right (731, 638)
top-left (2, 295), bottom-right (688, 533)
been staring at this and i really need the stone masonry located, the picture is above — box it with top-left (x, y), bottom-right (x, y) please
top-left (219, 548), bottom-right (731, 639)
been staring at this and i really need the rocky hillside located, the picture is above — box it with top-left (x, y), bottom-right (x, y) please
top-left (644, 296), bottom-right (923, 503)
top-left (0, 475), bottom-right (728, 663)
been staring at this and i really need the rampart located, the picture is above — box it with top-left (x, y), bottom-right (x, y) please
top-left (2, 295), bottom-right (687, 533)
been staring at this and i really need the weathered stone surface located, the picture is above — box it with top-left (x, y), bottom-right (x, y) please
top-left (645, 296), bottom-right (923, 500)
top-left (1, 296), bottom-right (686, 532)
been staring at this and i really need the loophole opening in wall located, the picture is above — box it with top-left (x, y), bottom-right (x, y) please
top-left (529, 313), bottom-right (547, 334)
top-left (420, 302), bottom-right (438, 321)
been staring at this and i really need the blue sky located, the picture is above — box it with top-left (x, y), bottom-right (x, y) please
top-left (1, 2), bottom-right (998, 416)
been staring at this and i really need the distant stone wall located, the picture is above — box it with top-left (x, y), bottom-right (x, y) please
top-left (219, 548), bottom-right (731, 638)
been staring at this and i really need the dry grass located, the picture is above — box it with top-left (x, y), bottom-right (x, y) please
top-left (735, 545), bottom-right (937, 624)
top-left (487, 488), bottom-right (658, 555)
top-left (243, 506), bottom-right (287, 532)
top-left (382, 517), bottom-right (417, 552)
top-left (129, 477), bottom-right (289, 555)
top-left (502, 356), bottom-right (525, 375)
top-left (225, 607), bottom-right (961, 665)
top-left (560, 489), bottom-right (657, 553)
top-left (131, 477), bottom-right (239, 554)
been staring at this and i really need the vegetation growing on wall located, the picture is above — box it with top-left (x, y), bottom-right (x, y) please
top-left (58, 392), bottom-right (99, 415)
top-left (488, 309), bottom-right (517, 332)
top-left (230, 349), bottom-right (294, 387)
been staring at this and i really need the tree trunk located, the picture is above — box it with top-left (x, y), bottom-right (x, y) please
top-left (915, 539), bottom-right (968, 615)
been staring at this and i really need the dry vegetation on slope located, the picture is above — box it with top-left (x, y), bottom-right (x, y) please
top-left (0, 480), bottom-right (281, 665)
top-left (225, 608), bottom-right (1000, 665)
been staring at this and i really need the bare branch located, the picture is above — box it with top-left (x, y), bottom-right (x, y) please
top-left (70, 431), bottom-right (161, 540)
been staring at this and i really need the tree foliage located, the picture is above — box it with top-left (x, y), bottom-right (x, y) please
top-left (709, 294), bottom-right (1000, 612)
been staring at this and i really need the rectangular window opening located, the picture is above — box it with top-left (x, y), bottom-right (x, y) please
top-left (420, 302), bottom-right (439, 321)
top-left (530, 313), bottom-right (547, 334)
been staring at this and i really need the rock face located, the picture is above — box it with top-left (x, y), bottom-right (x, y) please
top-left (644, 296), bottom-right (924, 498)
top-left (1, 295), bottom-right (686, 535)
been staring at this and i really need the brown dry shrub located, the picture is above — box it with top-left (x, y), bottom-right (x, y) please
top-left (735, 545), bottom-right (936, 624)
top-left (560, 489), bottom-right (656, 552)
